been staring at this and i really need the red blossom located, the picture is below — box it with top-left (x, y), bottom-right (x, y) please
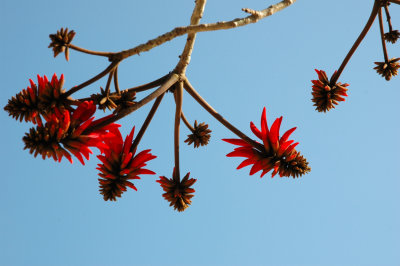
top-left (23, 101), bottom-right (118, 165)
top-left (97, 126), bottom-right (157, 201)
top-left (223, 107), bottom-right (310, 178)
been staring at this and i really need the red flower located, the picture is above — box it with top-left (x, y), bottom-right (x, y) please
top-left (223, 107), bottom-right (310, 178)
top-left (311, 69), bottom-right (348, 112)
top-left (97, 126), bottom-right (157, 201)
top-left (23, 101), bottom-right (117, 164)
top-left (4, 74), bottom-right (70, 125)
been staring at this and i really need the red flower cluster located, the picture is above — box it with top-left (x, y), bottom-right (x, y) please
top-left (4, 74), bottom-right (69, 125)
top-left (223, 108), bottom-right (310, 178)
top-left (97, 126), bottom-right (157, 201)
top-left (23, 101), bottom-right (117, 164)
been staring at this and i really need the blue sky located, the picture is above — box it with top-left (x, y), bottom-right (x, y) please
top-left (1, 0), bottom-right (399, 265)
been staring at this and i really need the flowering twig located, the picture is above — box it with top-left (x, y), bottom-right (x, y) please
top-left (183, 78), bottom-right (263, 151)
top-left (331, 1), bottom-right (380, 84)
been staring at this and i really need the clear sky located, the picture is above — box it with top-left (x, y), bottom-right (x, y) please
top-left (1, 0), bottom-right (399, 265)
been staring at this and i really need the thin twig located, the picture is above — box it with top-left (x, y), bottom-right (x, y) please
top-left (67, 44), bottom-right (115, 57)
top-left (86, 74), bottom-right (180, 133)
top-left (378, 7), bottom-right (390, 62)
top-left (113, 65), bottom-right (121, 94)
top-left (181, 112), bottom-right (195, 132)
top-left (330, 1), bottom-right (380, 84)
top-left (130, 93), bottom-right (165, 153)
top-left (183, 78), bottom-right (263, 151)
top-left (126, 74), bottom-right (170, 93)
top-left (64, 61), bottom-right (119, 97)
top-left (116, 0), bottom-right (296, 60)
top-left (384, 5), bottom-right (393, 32)
top-left (173, 82), bottom-right (184, 181)
top-left (104, 69), bottom-right (115, 96)
top-left (389, 0), bottom-right (400, 4)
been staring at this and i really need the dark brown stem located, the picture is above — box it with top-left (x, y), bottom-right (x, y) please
top-left (181, 112), bottom-right (195, 132)
top-left (384, 5), bottom-right (393, 32)
top-left (389, 0), bottom-right (400, 4)
top-left (126, 74), bottom-right (170, 93)
top-left (85, 74), bottom-right (179, 133)
top-left (331, 1), bottom-right (380, 84)
top-left (173, 82), bottom-right (183, 181)
top-left (130, 93), bottom-right (165, 153)
top-left (183, 78), bottom-right (263, 151)
top-left (113, 66), bottom-right (121, 94)
top-left (67, 44), bottom-right (115, 57)
top-left (64, 61), bottom-right (119, 97)
top-left (378, 7), bottom-right (390, 62)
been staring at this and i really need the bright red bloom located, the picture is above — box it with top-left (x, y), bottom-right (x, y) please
top-left (23, 101), bottom-right (117, 164)
top-left (223, 107), bottom-right (310, 178)
top-left (97, 126), bottom-right (157, 201)
top-left (5, 74), bottom-right (70, 125)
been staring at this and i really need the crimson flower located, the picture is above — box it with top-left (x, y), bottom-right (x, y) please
top-left (311, 69), bottom-right (348, 112)
top-left (4, 74), bottom-right (70, 125)
top-left (23, 101), bottom-right (116, 164)
top-left (223, 107), bottom-right (310, 178)
top-left (97, 126), bottom-right (157, 201)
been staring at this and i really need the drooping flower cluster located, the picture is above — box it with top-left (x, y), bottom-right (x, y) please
top-left (384, 30), bottom-right (400, 44)
top-left (4, 74), bottom-right (70, 125)
top-left (184, 120), bottom-right (212, 148)
top-left (157, 170), bottom-right (196, 212)
top-left (223, 108), bottom-right (310, 178)
top-left (23, 101), bottom-right (115, 164)
top-left (97, 126), bottom-right (156, 201)
top-left (311, 69), bottom-right (349, 112)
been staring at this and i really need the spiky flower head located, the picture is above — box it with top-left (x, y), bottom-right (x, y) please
top-left (4, 74), bottom-right (70, 125)
top-left (48, 27), bottom-right (76, 61)
top-left (373, 58), bottom-right (400, 81)
top-left (23, 101), bottom-right (117, 164)
top-left (184, 121), bottom-right (212, 148)
top-left (97, 126), bottom-right (156, 201)
top-left (384, 30), bottom-right (400, 44)
top-left (223, 107), bottom-right (310, 178)
top-left (311, 69), bottom-right (349, 112)
top-left (157, 170), bottom-right (196, 212)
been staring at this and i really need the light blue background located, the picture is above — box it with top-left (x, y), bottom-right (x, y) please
top-left (1, 0), bottom-right (399, 265)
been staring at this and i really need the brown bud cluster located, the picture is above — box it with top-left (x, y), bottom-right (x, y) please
top-left (48, 28), bottom-right (76, 61)
top-left (384, 30), bottom-right (400, 44)
top-left (311, 69), bottom-right (349, 112)
top-left (374, 58), bottom-right (400, 81)
top-left (278, 152), bottom-right (311, 178)
top-left (184, 121), bottom-right (211, 148)
top-left (91, 89), bottom-right (136, 113)
top-left (157, 172), bottom-right (196, 212)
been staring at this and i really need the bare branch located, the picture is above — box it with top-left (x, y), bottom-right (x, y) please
top-left (118, 0), bottom-right (296, 59)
